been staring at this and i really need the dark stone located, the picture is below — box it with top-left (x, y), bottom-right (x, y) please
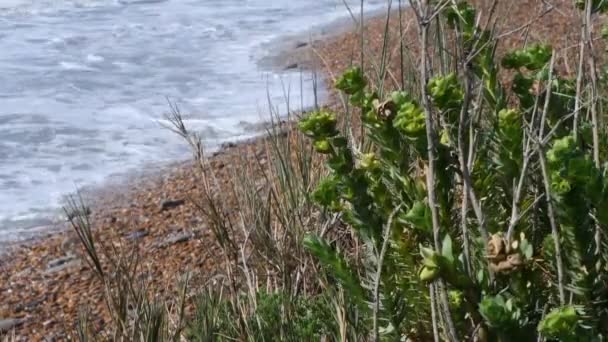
top-left (284, 63), bottom-right (299, 70)
top-left (47, 254), bottom-right (77, 269)
top-left (221, 142), bottom-right (237, 149)
top-left (46, 254), bottom-right (81, 274)
top-left (295, 41), bottom-right (308, 48)
top-left (0, 318), bottom-right (26, 332)
top-left (14, 298), bottom-right (45, 313)
top-left (159, 199), bottom-right (185, 211)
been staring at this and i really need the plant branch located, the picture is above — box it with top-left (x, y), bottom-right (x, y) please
top-left (537, 54), bottom-right (566, 304)
top-left (372, 205), bottom-right (401, 342)
top-left (583, 0), bottom-right (600, 168)
top-left (573, 0), bottom-right (588, 140)
top-left (414, 0), bottom-right (459, 339)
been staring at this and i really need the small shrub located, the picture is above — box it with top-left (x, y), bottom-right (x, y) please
top-left (299, 1), bottom-right (608, 340)
top-left (186, 289), bottom-right (336, 341)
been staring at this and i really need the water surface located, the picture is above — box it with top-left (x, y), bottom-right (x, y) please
top-left (0, 0), bottom-right (386, 243)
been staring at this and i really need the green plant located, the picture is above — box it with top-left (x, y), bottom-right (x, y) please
top-left (187, 288), bottom-right (336, 341)
top-left (64, 195), bottom-right (189, 341)
top-left (165, 57), bottom-right (341, 341)
top-left (537, 306), bottom-right (581, 342)
top-left (299, 1), bottom-right (608, 340)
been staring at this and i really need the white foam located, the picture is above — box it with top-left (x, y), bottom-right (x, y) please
top-left (0, 0), bottom-right (369, 243)
top-left (0, 0), bottom-right (107, 15)
top-left (86, 54), bottom-right (105, 63)
top-left (59, 61), bottom-right (96, 71)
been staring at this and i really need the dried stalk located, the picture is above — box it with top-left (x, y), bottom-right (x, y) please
top-left (537, 54), bottom-right (566, 304)
top-left (429, 283), bottom-right (440, 342)
top-left (538, 151), bottom-right (566, 304)
top-left (415, 0), bottom-right (440, 260)
top-left (573, 0), bottom-right (589, 139)
top-left (458, 60), bottom-right (489, 254)
top-left (372, 205), bottom-right (401, 342)
top-left (583, 0), bottom-right (600, 168)
top-left (581, 0), bottom-right (604, 273)
top-left (412, 0), bottom-right (459, 340)
top-left (505, 136), bottom-right (533, 242)
top-left (460, 175), bottom-right (472, 276)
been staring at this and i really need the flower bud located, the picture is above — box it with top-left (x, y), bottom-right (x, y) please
top-left (419, 266), bottom-right (440, 282)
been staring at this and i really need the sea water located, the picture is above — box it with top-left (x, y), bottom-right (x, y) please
top-left (0, 0), bottom-right (386, 244)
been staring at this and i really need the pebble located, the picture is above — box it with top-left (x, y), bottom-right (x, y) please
top-left (284, 62), bottom-right (299, 70)
top-left (154, 231), bottom-right (194, 249)
top-left (14, 298), bottom-right (45, 313)
top-left (46, 254), bottom-right (77, 270)
top-left (159, 199), bottom-right (186, 211)
top-left (0, 318), bottom-right (26, 332)
top-left (46, 255), bottom-right (81, 274)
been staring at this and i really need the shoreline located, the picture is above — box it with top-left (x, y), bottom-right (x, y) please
top-left (256, 6), bottom-right (386, 72)
top-left (0, 123), bottom-right (291, 255)
top-left (0, 10), bottom-right (340, 254)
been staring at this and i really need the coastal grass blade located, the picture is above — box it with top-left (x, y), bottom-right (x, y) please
top-left (64, 194), bottom-right (104, 279)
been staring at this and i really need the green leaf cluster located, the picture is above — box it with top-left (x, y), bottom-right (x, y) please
top-left (502, 44), bottom-right (552, 71)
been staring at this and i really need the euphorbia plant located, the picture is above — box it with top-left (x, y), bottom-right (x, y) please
top-left (299, 0), bottom-right (608, 340)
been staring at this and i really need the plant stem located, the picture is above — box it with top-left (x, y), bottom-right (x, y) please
top-left (360, 0), bottom-right (365, 67)
top-left (505, 140), bottom-right (533, 242)
top-left (458, 66), bottom-right (490, 255)
top-left (538, 54), bottom-right (566, 304)
top-left (460, 176), bottom-right (472, 276)
top-left (583, 0), bottom-right (600, 168)
top-left (418, 4), bottom-right (440, 253)
top-left (398, 0), bottom-right (405, 90)
top-left (538, 153), bottom-right (566, 304)
top-left (415, 1), bottom-right (459, 339)
top-left (372, 206), bottom-right (401, 342)
top-left (573, 0), bottom-right (588, 140)
top-left (429, 283), bottom-right (440, 342)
